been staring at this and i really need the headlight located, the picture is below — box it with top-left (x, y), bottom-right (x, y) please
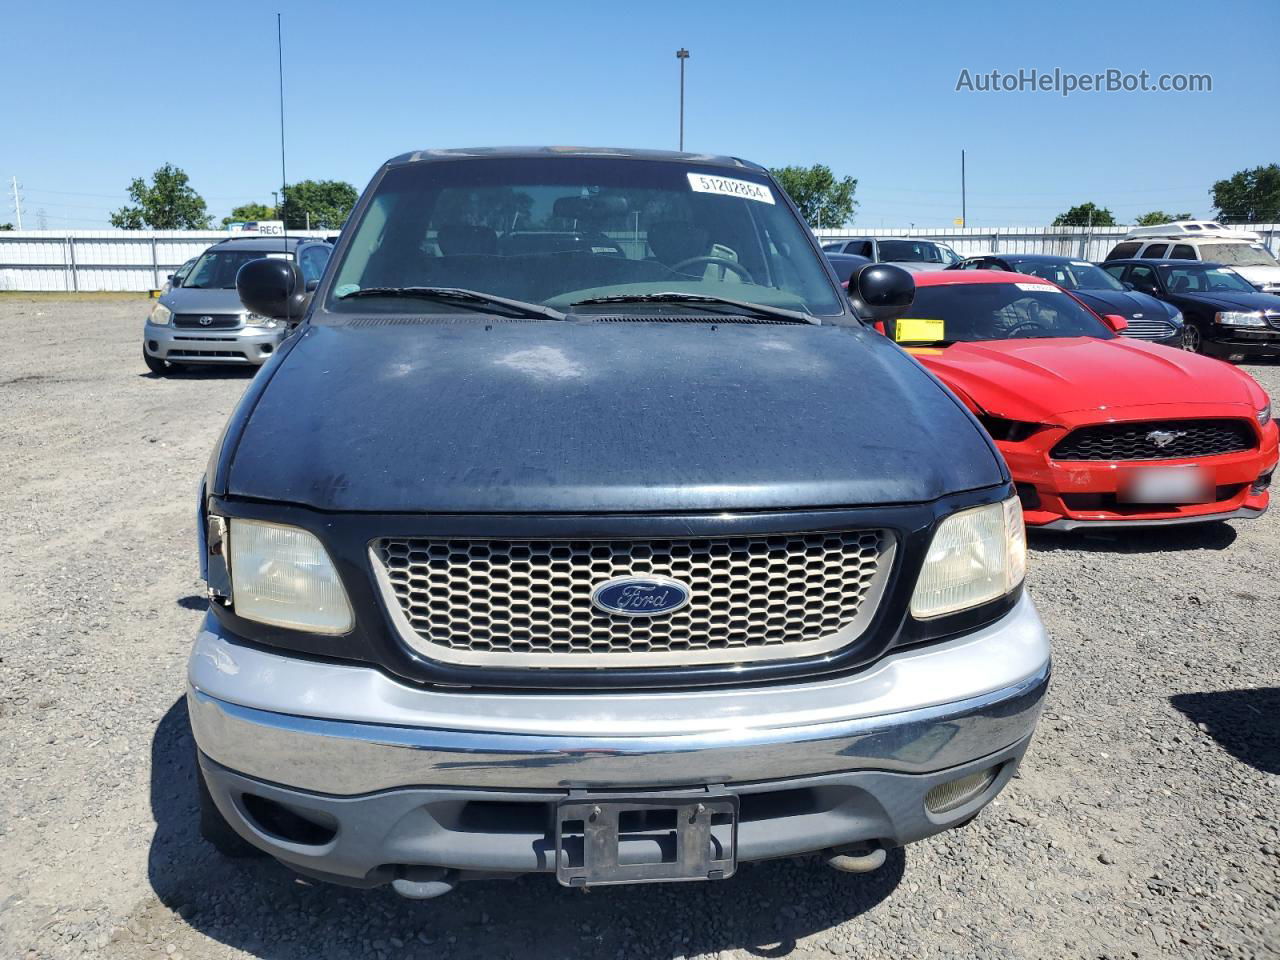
top-left (1169, 310), bottom-right (1185, 326)
top-left (149, 303), bottom-right (172, 325)
top-left (243, 312), bottom-right (277, 327)
top-left (1215, 311), bottom-right (1266, 327)
top-left (1259, 400), bottom-right (1273, 428)
top-left (227, 519), bottom-right (353, 633)
top-left (911, 497), bottom-right (1026, 620)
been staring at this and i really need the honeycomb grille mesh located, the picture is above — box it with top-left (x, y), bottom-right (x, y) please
top-left (374, 532), bottom-right (890, 666)
top-left (1050, 420), bottom-right (1255, 461)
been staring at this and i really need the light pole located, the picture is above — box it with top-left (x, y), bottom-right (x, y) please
top-left (676, 48), bottom-right (690, 151)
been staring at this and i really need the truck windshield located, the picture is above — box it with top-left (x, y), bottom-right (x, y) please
top-left (326, 156), bottom-right (844, 316)
top-left (1207, 242), bottom-right (1279, 268)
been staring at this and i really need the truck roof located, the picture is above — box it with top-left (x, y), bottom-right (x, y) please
top-left (384, 145), bottom-right (765, 171)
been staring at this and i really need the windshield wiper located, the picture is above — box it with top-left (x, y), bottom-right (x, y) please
top-left (570, 292), bottom-right (819, 325)
top-left (338, 286), bottom-right (567, 321)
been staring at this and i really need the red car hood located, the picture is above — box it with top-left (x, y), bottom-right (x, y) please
top-left (915, 337), bottom-right (1258, 420)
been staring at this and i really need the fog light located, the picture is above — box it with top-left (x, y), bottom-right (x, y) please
top-left (1252, 469), bottom-right (1273, 495)
top-left (924, 766), bottom-right (999, 814)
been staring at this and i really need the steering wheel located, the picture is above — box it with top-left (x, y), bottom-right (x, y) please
top-left (669, 256), bottom-right (756, 283)
top-left (1005, 319), bottom-right (1050, 338)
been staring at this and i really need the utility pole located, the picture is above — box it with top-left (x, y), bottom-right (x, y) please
top-left (676, 48), bottom-right (690, 152)
top-left (277, 12), bottom-right (288, 248)
top-left (960, 150), bottom-right (966, 227)
top-left (10, 177), bottom-right (23, 229)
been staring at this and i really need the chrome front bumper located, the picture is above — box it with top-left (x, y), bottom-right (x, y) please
top-left (189, 595), bottom-right (1050, 882)
top-left (189, 594), bottom-right (1051, 794)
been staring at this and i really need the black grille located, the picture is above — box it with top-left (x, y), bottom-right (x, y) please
top-left (1266, 311), bottom-right (1280, 331)
top-left (173, 313), bottom-right (241, 329)
top-left (1051, 420), bottom-right (1255, 461)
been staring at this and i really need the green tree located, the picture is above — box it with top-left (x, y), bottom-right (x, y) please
top-left (769, 164), bottom-right (858, 228)
top-left (1134, 210), bottom-right (1193, 226)
top-left (0, 223), bottom-right (12, 231)
top-left (280, 180), bottom-right (358, 230)
top-left (110, 163), bottom-right (211, 229)
top-left (221, 201), bottom-right (278, 227)
top-left (1051, 202), bottom-right (1116, 227)
top-left (1211, 164), bottom-right (1280, 223)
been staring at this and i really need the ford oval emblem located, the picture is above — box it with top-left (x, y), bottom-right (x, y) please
top-left (591, 576), bottom-right (691, 617)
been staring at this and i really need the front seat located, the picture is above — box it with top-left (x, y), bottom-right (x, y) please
top-left (647, 220), bottom-right (711, 268)
top-left (437, 224), bottom-right (499, 256)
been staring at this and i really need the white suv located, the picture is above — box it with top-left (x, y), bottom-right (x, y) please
top-left (1105, 222), bottom-right (1280, 293)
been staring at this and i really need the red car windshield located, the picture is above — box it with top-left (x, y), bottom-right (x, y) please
top-left (903, 284), bottom-right (1114, 343)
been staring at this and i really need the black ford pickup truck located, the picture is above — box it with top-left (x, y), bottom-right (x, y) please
top-left (189, 146), bottom-right (1049, 897)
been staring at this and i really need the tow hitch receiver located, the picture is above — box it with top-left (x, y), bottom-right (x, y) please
top-left (555, 793), bottom-right (738, 887)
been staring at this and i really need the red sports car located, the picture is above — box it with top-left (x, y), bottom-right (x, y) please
top-left (887, 271), bottom-right (1277, 530)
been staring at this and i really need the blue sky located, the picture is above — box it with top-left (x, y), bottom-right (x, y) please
top-left (4, 0), bottom-right (1278, 229)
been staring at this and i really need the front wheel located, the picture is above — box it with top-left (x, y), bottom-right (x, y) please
top-left (143, 347), bottom-right (170, 375)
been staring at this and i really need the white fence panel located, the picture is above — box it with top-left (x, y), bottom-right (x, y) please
top-left (0, 230), bottom-right (332, 292)
top-left (2, 226), bottom-right (1278, 292)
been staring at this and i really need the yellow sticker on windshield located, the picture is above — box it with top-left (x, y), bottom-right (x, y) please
top-left (895, 317), bottom-right (945, 343)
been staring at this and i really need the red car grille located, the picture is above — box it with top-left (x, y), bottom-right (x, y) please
top-left (1051, 420), bottom-right (1255, 462)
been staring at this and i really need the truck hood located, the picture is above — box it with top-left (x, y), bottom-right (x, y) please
top-left (915, 336), bottom-right (1258, 421)
top-left (226, 319), bottom-right (1004, 513)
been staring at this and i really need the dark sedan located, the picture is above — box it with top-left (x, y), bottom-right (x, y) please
top-left (1101, 259), bottom-right (1280, 359)
top-left (949, 253), bottom-right (1188, 349)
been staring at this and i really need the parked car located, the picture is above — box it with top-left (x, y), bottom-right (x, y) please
top-left (886, 270), bottom-right (1276, 530)
top-left (821, 236), bottom-right (961, 271)
top-left (188, 146), bottom-right (1050, 897)
top-left (142, 236), bottom-right (332, 374)
top-left (1101, 259), bottom-right (1280, 358)
top-left (948, 253), bottom-right (1188, 348)
top-left (823, 251), bottom-right (872, 284)
top-left (1104, 221), bottom-right (1280, 293)
top-left (160, 256), bottom-right (198, 295)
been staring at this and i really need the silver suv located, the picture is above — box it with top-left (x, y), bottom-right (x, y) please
top-left (143, 236), bottom-right (331, 374)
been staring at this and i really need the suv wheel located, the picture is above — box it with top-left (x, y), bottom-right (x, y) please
top-left (144, 348), bottom-right (170, 375)
top-left (197, 762), bottom-right (264, 859)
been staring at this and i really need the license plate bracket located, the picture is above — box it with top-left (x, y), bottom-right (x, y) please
top-left (555, 793), bottom-right (738, 887)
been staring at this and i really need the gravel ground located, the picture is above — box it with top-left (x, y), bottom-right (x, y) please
top-left (1, 296), bottom-right (1277, 960)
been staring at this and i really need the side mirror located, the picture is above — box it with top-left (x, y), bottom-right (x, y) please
top-left (848, 263), bottom-right (915, 322)
top-left (1102, 313), bottom-right (1129, 333)
top-left (166, 273), bottom-right (175, 282)
top-left (237, 257), bottom-right (309, 322)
